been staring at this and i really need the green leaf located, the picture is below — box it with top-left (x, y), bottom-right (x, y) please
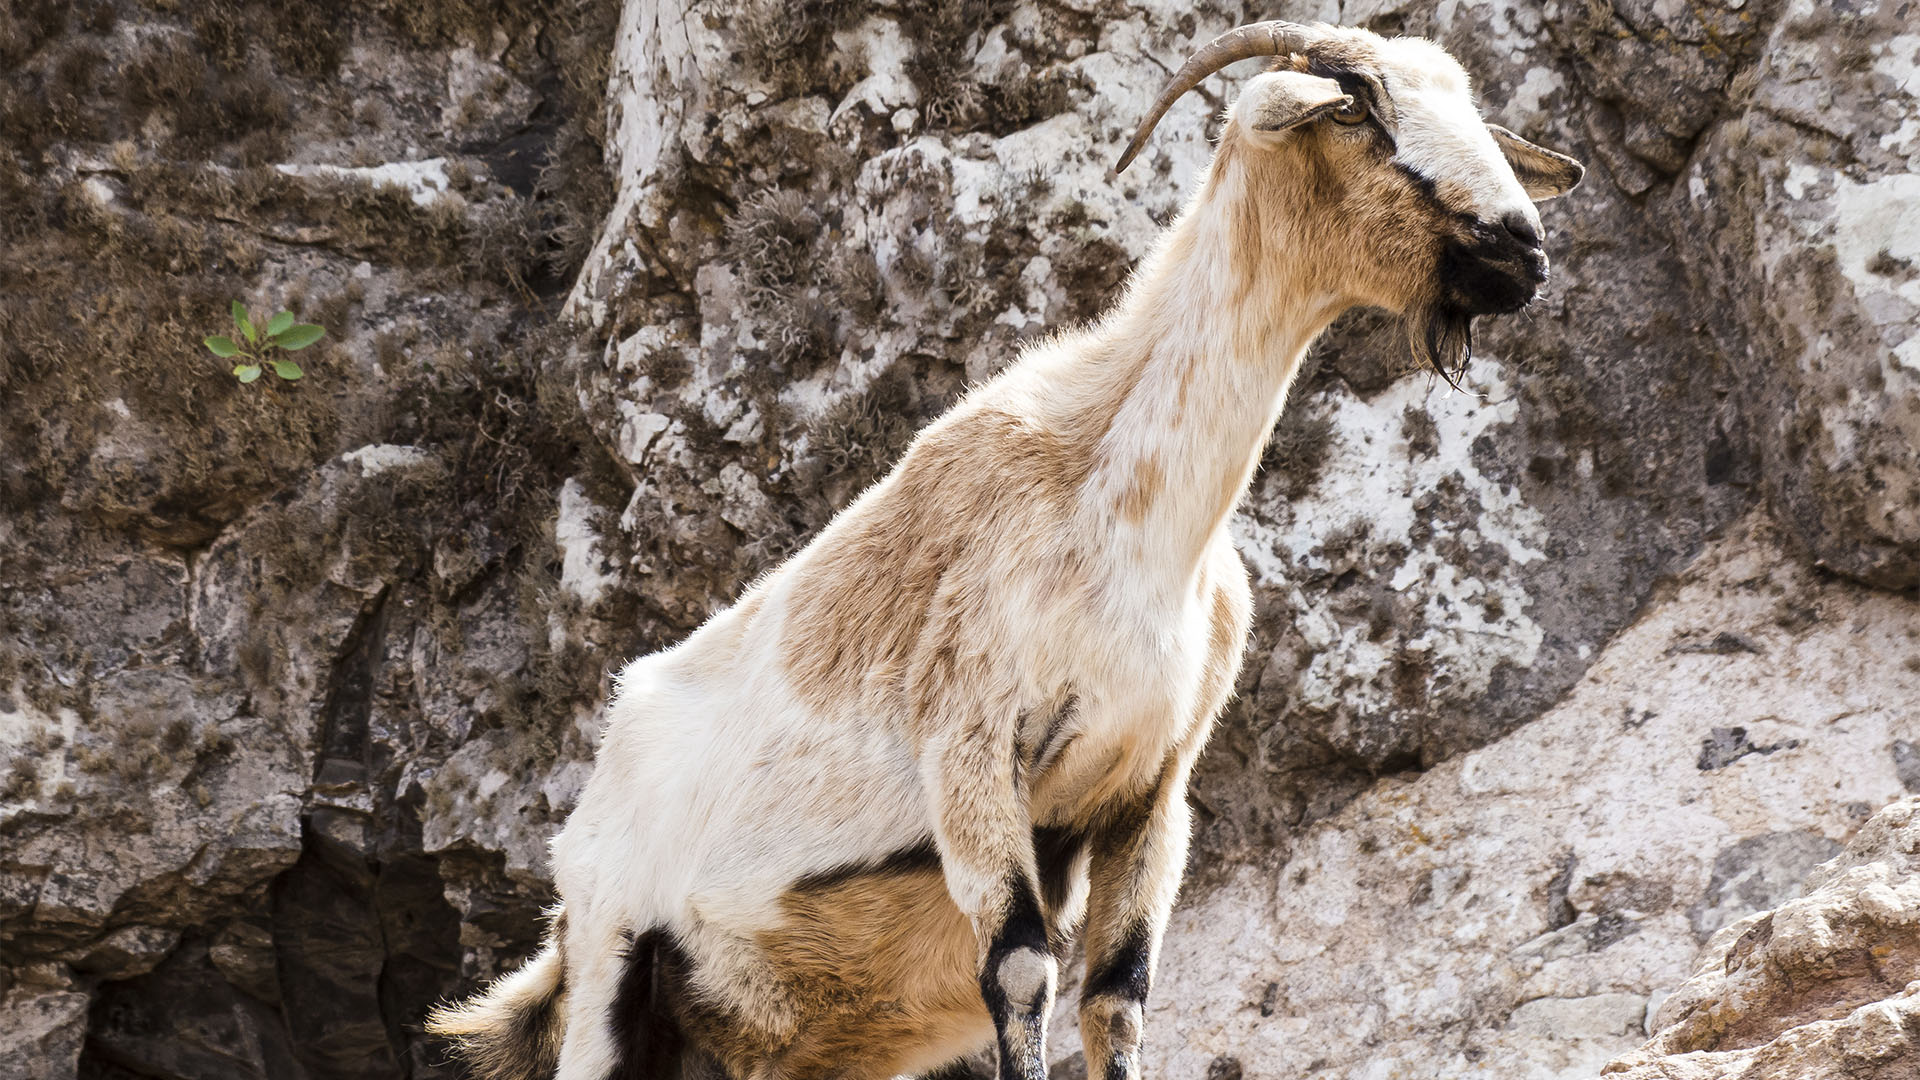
top-left (272, 324), bottom-right (326, 350)
top-left (231, 301), bottom-right (256, 343)
top-left (234, 364), bottom-right (262, 383)
top-left (270, 359), bottom-right (304, 381)
top-left (266, 311), bottom-right (294, 336)
top-left (205, 335), bottom-right (240, 357)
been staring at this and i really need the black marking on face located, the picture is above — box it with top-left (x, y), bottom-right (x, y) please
top-left (1388, 161), bottom-right (1542, 387)
top-left (1437, 225), bottom-right (1544, 315)
top-left (1392, 162), bottom-right (1466, 220)
top-left (791, 840), bottom-right (941, 893)
top-left (1410, 304), bottom-right (1476, 388)
top-left (1083, 921), bottom-right (1153, 1005)
top-left (1392, 162), bottom-right (1549, 312)
top-left (1307, 60), bottom-right (1397, 150)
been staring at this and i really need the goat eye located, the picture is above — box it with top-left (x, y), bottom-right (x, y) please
top-left (1332, 97), bottom-right (1368, 125)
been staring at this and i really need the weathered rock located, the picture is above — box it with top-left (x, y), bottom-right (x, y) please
top-left (1602, 796), bottom-right (1920, 1079)
top-left (86, 938), bottom-right (309, 1080)
top-left (1668, 0), bottom-right (1920, 590)
top-left (2, 3), bottom-right (617, 1072)
top-left (0, 983), bottom-right (89, 1080)
top-left (1079, 515), bottom-right (1917, 1078)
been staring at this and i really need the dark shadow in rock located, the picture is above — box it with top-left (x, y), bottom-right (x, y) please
top-left (268, 824), bottom-right (464, 1080)
top-left (1893, 740), bottom-right (1920, 793)
top-left (80, 936), bottom-right (306, 1080)
top-left (1688, 830), bottom-right (1843, 942)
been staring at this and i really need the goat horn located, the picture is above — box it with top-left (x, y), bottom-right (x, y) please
top-left (1114, 21), bottom-right (1320, 175)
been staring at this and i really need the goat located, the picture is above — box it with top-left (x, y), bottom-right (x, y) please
top-left (430, 20), bottom-right (1584, 1080)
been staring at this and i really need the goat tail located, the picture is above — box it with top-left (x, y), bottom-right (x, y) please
top-left (428, 921), bottom-right (567, 1080)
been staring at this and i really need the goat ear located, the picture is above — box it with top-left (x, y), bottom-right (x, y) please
top-left (1488, 124), bottom-right (1585, 200)
top-left (1240, 71), bottom-right (1351, 136)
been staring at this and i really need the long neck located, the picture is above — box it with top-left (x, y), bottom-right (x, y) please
top-left (1068, 162), bottom-right (1345, 580)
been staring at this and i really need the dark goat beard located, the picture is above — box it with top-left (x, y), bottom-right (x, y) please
top-left (1406, 304), bottom-right (1474, 389)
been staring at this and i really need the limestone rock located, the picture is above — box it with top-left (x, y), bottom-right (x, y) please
top-left (1671, 0), bottom-right (1920, 590)
top-left (0, 984), bottom-right (89, 1080)
top-left (1600, 797), bottom-right (1920, 1079)
top-left (1080, 515), bottom-right (1917, 1079)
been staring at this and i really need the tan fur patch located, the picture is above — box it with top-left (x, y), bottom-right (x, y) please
top-left (1211, 51), bottom-right (1466, 322)
top-left (753, 863), bottom-right (990, 1078)
top-left (1193, 568), bottom-right (1254, 746)
top-left (1434, 176), bottom-right (1478, 211)
top-left (779, 407), bottom-right (1095, 716)
top-left (1115, 455), bottom-right (1164, 524)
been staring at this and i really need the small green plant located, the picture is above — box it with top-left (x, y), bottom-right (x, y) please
top-left (205, 301), bottom-right (325, 383)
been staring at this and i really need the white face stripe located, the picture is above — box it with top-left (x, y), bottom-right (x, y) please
top-left (1373, 39), bottom-right (1540, 233)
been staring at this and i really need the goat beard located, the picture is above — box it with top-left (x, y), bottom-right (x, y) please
top-left (1405, 303), bottom-right (1475, 389)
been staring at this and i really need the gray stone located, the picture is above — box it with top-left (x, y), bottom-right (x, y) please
top-left (1063, 517), bottom-right (1915, 1078)
top-left (1687, 831), bottom-right (1845, 942)
top-left (0, 985), bottom-right (88, 1080)
top-left (1605, 797), bottom-right (1920, 1078)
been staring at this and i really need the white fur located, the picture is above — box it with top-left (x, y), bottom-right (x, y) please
top-left (1374, 36), bottom-right (1542, 235)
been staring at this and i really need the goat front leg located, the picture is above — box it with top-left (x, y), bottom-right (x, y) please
top-left (1078, 763), bottom-right (1194, 1080)
top-left (920, 701), bottom-right (1052, 1080)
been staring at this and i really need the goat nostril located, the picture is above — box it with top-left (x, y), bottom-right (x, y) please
top-left (1501, 211), bottom-right (1541, 249)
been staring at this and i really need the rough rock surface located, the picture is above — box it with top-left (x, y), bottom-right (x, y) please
top-left (1601, 796), bottom-right (1920, 1080)
top-left (1673, 0), bottom-right (1920, 591)
top-left (1069, 514), bottom-right (1916, 1078)
top-left (0, 0), bottom-right (1916, 1078)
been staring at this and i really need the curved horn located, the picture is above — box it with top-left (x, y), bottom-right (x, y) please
top-left (1113, 21), bottom-right (1320, 174)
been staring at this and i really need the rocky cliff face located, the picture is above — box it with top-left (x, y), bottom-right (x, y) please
top-left (0, 1), bottom-right (1914, 1079)
top-left (1602, 796), bottom-right (1920, 1080)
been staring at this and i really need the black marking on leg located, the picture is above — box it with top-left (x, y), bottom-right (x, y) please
top-left (990, 875), bottom-right (1051, 963)
top-left (1083, 921), bottom-right (1153, 1006)
top-left (1032, 825), bottom-right (1088, 926)
top-left (1098, 1006), bottom-right (1147, 1080)
top-left (608, 929), bottom-right (689, 1080)
top-left (980, 876), bottom-right (1053, 1080)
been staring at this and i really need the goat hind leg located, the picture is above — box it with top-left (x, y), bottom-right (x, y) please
top-left (552, 913), bottom-right (635, 1080)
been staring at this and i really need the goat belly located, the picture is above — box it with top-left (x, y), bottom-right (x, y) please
top-left (745, 853), bottom-right (993, 1077)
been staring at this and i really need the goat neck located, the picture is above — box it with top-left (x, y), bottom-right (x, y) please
top-left (1070, 148), bottom-right (1343, 583)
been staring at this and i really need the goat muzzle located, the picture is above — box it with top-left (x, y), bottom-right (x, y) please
top-left (1114, 21), bottom-right (1326, 175)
